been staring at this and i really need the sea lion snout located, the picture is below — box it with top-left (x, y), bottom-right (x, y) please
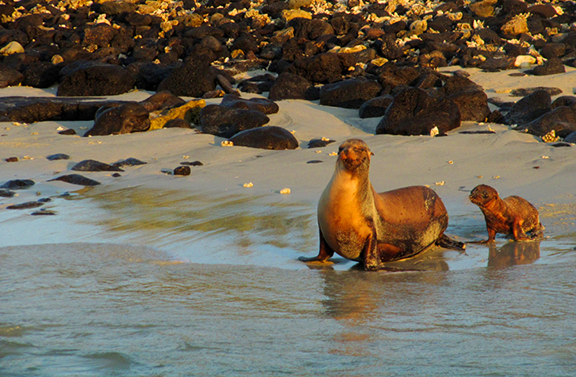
top-left (337, 139), bottom-right (373, 170)
top-left (469, 184), bottom-right (497, 205)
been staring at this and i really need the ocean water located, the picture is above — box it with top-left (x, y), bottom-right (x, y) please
top-left (1, 187), bottom-right (575, 376)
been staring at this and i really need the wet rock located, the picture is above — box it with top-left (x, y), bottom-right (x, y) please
top-left (504, 89), bottom-right (552, 126)
top-left (200, 105), bottom-right (270, 138)
top-left (7, 201), bottom-right (45, 210)
top-left (0, 63), bottom-right (24, 88)
top-left (1, 179), bottom-right (35, 190)
top-left (174, 166), bottom-right (191, 176)
top-left (527, 57), bottom-right (566, 76)
top-left (268, 72), bottom-right (314, 101)
top-left (229, 126), bottom-right (298, 150)
top-left (220, 93), bottom-right (279, 114)
top-left (376, 87), bottom-right (461, 136)
top-left (0, 189), bottom-right (15, 198)
top-left (71, 160), bottom-right (124, 172)
top-left (308, 138), bottom-right (336, 148)
top-left (516, 105), bottom-right (576, 138)
top-left (319, 78), bottom-right (382, 109)
top-left (46, 153), bottom-right (70, 161)
top-left (48, 174), bottom-right (101, 186)
top-left (157, 55), bottom-right (216, 97)
top-left (31, 209), bottom-right (56, 216)
top-left (85, 102), bottom-right (150, 136)
top-left (57, 62), bottom-right (136, 97)
top-left (359, 95), bottom-right (394, 118)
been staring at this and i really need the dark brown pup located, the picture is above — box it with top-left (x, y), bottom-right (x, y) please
top-left (469, 184), bottom-right (544, 243)
top-left (299, 138), bottom-right (464, 271)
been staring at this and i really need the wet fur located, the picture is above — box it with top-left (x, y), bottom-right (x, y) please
top-left (469, 184), bottom-right (544, 243)
top-left (300, 138), bottom-right (464, 271)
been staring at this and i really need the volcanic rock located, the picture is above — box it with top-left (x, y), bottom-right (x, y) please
top-left (220, 93), bottom-right (279, 114)
top-left (319, 78), bottom-right (382, 109)
top-left (200, 105), bottom-right (270, 138)
top-left (57, 62), bottom-right (136, 97)
top-left (229, 126), bottom-right (298, 150)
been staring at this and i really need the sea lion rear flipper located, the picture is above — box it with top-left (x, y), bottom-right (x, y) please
top-left (298, 229), bottom-right (334, 263)
top-left (437, 234), bottom-right (466, 251)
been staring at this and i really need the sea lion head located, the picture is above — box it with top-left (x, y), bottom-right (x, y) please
top-left (469, 184), bottom-right (499, 207)
top-left (336, 139), bottom-right (373, 173)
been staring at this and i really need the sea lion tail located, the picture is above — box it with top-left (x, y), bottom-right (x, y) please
top-left (437, 234), bottom-right (466, 251)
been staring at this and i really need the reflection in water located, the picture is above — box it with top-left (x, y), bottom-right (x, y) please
top-left (488, 241), bottom-right (541, 269)
top-left (63, 186), bottom-right (318, 261)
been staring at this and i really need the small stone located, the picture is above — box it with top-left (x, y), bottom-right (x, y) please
top-left (5, 157), bottom-right (18, 162)
top-left (6, 201), bottom-right (45, 210)
top-left (174, 166), bottom-right (191, 176)
top-left (280, 188), bottom-right (291, 194)
top-left (47, 154), bottom-right (70, 161)
top-left (180, 161), bottom-right (203, 166)
top-left (58, 129), bottom-right (77, 135)
top-left (0, 179), bottom-right (35, 190)
top-left (243, 182), bottom-right (254, 188)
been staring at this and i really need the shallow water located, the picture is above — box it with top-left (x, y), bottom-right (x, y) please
top-left (1, 187), bottom-right (576, 376)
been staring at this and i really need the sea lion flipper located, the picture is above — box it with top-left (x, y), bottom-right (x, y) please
top-left (436, 234), bottom-right (466, 251)
top-left (298, 229), bottom-right (334, 263)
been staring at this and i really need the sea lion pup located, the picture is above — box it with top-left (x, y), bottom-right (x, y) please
top-left (299, 138), bottom-right (465, 271)
top-left (469, 184), bottom-right (544, 243)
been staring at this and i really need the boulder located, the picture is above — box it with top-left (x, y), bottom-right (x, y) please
top-left (85, 102), bottom-right (150, 136)
top-left (220, 93), bottom-right (279, 114)
top-left (517, 105), bottom-right (576, 138)
top-left (200, 105), bottom-right (270, 138)
top-left (504, 89), bottom-right (552, 126)
top-left (0, 63), bottom-right (24, 88)
top-left (319, 78), bottom-right (383, 109)
top-left (157, 55), bottom-right (216, 97)
top-left (359, 95), bottom-right (393, 118)
top-left (229, 126), bottom-right (298, 150)
top-left (376, 87), bottom-right (461, 136)
top-left (268, 72), bottom-right (313, 100)
top-left (57, 62), bottom-right (136, 96)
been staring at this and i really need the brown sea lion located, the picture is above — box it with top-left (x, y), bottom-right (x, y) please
top-left (298, 138), bottom-right (465, 271)
top-left (469, 184), bottom-right (544, 243)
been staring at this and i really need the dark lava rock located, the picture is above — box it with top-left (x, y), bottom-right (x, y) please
top-left (308, 138), bottom-right (336, 148)
top-left (527, 57), bottom-right (566, 76)
top-left (58, 129), bottom-right (77, 135)
top-left (140, 91), bottom-right (186, 112)
top-left (112, 157), bottom-right (147, 167)
top-left (85, 102), bottom-right (150, 136)
top-left (446, 89), bottom-right (491, 122)
top-left (510, 87), bottom-right (563, 97)
top-left (307, 160), bottom-right (323, 164)
top-left (229, 126), bottom-right (298, 150)
top-left (286, 53), bottom-right (348, 84)
top-left (71, 159), bottom-right (123, 172)
top-left (174, 166), bottom-right (191, 176)
top-left (552, 96), bottom-right (576, 109)
top-left (164, 118), bottom-right (192, 128)
top-left (319, 78), bottom-right (382, 109)
top-left (359, 95), bottom-right (393, 118)
top-left (0, 63), bottom-right (24, 88)
top-left (5, 157), bottom-right (18, 162)
top-left (22, 62), bottom-right (60, 88)
top-left (0, 189), bottom-right (15, 198)
top-left (516, 105), bottom-right (576, 138)
top-left (48, 174), bottom-right (101, 186)
top-left (6, 201), bottom-right (44, 210)
top-left (128, 61), bottom-right (175, 91)
top-left (157, 55), bottom-right (216, 97)
top-left (220, 93), bottom-right (279, 114)
top-left (57, 62), bottom-right (136, 97)
top-left (504, 89), bottom-right (552, 126)
top-left (200, 105), bottom-right (270, 138)
top-left (564, 131), bottom-right (576, 143)
top-left (376, 87), bottom-right (461, 136)
top-left (268, 72), bottom-right (313, 101)
top-left (180, 161), bottom-right (203, 166)
top-left (377, 65), bottom-right (421, 90)
top-left (0, 179), bottom-right (35, 190)
top-left (46, 153), bottom-right (70, 161)
top-left (31, 209), bottom-right (56, 216)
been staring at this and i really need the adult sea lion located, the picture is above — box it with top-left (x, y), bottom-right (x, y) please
top-left (469, 184), bottom-right (544, 243)
top-left (299, 138), bottom-right (465, 271)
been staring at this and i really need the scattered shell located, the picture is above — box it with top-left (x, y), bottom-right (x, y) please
top-left (315, 150), bottom-right (322, 153)
top-left (541, 130), bottom-right (560, 143)
top-left (328, 152), bottom-right (337, 156)
top-left (435, 181), bottom-right (445, 186)
top-left (429, 126), bottom-right (439, 137)
top-left (30, 132), bottom-right (39, 135)
top-left (477, 175), bottom-right (483, 178)
top-left (492, 175), bottom-right (500, 179)
top-left (448, 160), bottom-right (454, 164)
top-left (243, 182), bottom-right (254, 188)
top-left (182, 155), bottom-right (189, 159)
top-left (221, 140), bottom-right (234, 147)
top-left (541, 156), bottom-right (550, 159)
top-left (280, 188), bottom-right (291, 194)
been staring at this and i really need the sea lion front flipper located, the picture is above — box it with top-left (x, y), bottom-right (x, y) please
top-left (436, 234), bottom-right (466, 251)
top-left (298, 229), bottom-right (334, 263)
top-left (511, 218), bottom-right (530, 241)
